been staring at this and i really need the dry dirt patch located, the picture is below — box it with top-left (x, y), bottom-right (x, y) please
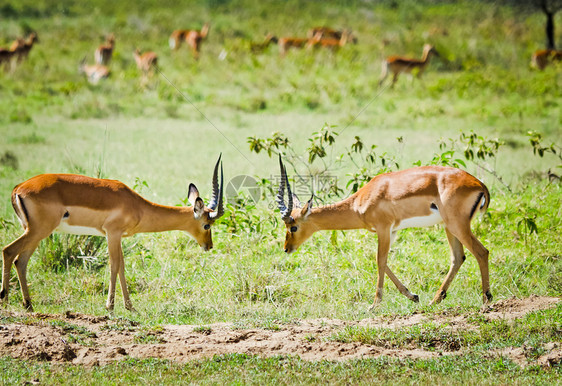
top-left (0, 296), bottom-right (559, 366)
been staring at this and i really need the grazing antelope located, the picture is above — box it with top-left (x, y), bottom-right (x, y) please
top-left (250, 33), bottom-right (279, 53)
top-left (379, 44), bottom-right (440, 88)
top-left (276, 156), bottom-right (491, 306)
top-left (307, 27), bottom-right (357, 44)
top-left (306, 29), bottom-right (351, 50)
top-left (531, 49), bottom-right (562, 70)
top-left (278, 37), bottom-right (309, 56)
top-left (1, 156), bottom-right (225, 312)
top-left (95, 33), bottom-right (115, 66)
top-left (133, 49), bottom-right (158, 75)
top-left (169, 23), bottom-right (210, 59)
top-left (79, 57), bottom-right (110, 84)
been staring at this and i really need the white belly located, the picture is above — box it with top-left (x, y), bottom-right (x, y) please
top-left (393, 211), bottom-right (443, 231)
top-left (56, 222), bottom-right (105, 237)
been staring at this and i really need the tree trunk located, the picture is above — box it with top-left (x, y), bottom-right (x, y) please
top-left (545, 10), bottom-right (555, 49)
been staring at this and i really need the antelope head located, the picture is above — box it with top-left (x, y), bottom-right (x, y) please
top-left (188, 154), bottom-right (225, 250)
top-left (277, 156), bottom-right (316, 253)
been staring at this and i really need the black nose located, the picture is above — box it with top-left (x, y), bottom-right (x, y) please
top-left (284, 248), bottom-right (288, 253)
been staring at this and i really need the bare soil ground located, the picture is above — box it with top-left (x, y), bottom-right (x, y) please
top-left (0, 296), bottom-right (559, 367)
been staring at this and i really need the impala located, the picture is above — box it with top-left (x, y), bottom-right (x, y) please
top-left (307, 27), bottom-right (357, 44)
top-left (79, 57), bottom-right (110, 84)
top-left (133, 49), bottom-right (158, 75)
top-left (307, 29), bottom-right (351, 50)
top-left (379, 44), bottom-right (440, 88)
top-left (169, 23), bottom-right (210, 59)
top-left (1, 156), bottom-right (224, 312)
top-left (278, 37), bottom-right (309, 56)
top-left (531, 49), bottom-right (562, 70)
top-left (14, 32), bottom-right (38, 63)
top-left (95, 33), bottom-right (115, 66)
top-left (276, 156), bottom-right (491, 306)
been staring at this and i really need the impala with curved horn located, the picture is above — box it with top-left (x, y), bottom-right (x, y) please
top-left (277, 156), bottom-right (491, 306)
top-left (2, 155), bottom-right (224, 312)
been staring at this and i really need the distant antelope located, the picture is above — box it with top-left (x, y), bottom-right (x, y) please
top-left (169, 23), bottom-right (210, 59)
top-left (9, 38), bottom-right (26, 64)
top-left (133, 49), bottom-right (158, 75)
top-left (306, 29), bottom-right (351, 50)
top-left (79, 57), bottom-right (110, 84)
top-left (531, 49), bottom-right (562, 70)
top-left (379, 44), bottom-right (440, 88)
top-left (95, 34), bottom-right (115, 66)
top-left (14, 32), bottom-right (38, 63)
top-left (307, 27), bottom-right (357, 44)
top-left (250, 33), bottom-right (278, 53)
top-left (278, 37), bottom-right (309, 56)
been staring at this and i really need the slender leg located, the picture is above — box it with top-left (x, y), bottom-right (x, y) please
top-left (391, 73), bottom-right (398, 88)
top-left (105, 233), bottom-right (123, 311)
top-left (118, 254), bottom-right (135, 311)
top-left (2, 232), bottom-right (41, 311)
top-left (429, 228), bottom-right (466, 305)
top-left (380, 231), bottom-right (419, 302)
top-left (372, 228), bottom-right (391, 305)
top-left (379, 62), bottom-right (388, 87)
top-left (448, 225), bottom-right (491, 304)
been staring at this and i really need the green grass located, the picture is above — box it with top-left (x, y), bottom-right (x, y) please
top-left (0, 0), bottom-right (561, 383)
top-left (330, 304), bottom-right (562, 352)
top-left (0, 354), bottom-right (559, 385)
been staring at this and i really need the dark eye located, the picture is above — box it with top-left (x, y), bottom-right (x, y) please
top-left (290, 226), bottom-right (298, 233)
top-left (204, 224), bottom-right (211, 230)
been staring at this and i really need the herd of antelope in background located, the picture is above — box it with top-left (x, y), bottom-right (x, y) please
top-left (1, 23), bottom-right (560, 85)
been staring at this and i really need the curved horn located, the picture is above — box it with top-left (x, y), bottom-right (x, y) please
top-left (208, 154), bottom-right (221, 210)
top-left (277, 155), bottom-right (293, 222)
top-left (209, 159), bottom-right (224, 220)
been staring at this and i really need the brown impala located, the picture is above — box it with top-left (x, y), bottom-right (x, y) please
top-left (2, 156), bottom-right (224, 312)
top-left (276, 156), bottom-right (491, 307)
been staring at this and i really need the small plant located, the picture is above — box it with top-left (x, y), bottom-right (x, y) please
top-left (527, 131), bottom-right (562, 175)
top-left (194, 326), bottom-right (212, 335)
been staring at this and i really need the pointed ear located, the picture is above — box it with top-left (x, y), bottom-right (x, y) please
top-left (188, 183), bottom-right (200, 206)
top-left (292, 193), bottom-right (301, 208)
top-left (300, 196), bottom-right (313, 217)
top-left (193, 197), bottom-right (205, 219)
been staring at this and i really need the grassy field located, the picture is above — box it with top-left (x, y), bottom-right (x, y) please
top-left (0, 0), bottom-right (561, 383)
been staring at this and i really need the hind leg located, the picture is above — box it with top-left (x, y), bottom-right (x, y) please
top-left (446, 224), bottom-right (491, 304)
top-left (2, 232), bottom-right (41, 310)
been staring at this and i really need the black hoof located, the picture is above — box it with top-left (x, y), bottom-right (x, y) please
top-left (484, 291), bottom-right (493, 303)
top-left (412, 294), bottom-right (420, 303)
top-left (0, 289), bottom-right (6, 299)
top-left (23, 300), bottom-right (33, 312)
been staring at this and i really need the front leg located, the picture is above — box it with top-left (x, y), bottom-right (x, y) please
top-left (372, 227), bottom-right (391, 306)
top-left (105, 232), bottom-right (123, 311)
